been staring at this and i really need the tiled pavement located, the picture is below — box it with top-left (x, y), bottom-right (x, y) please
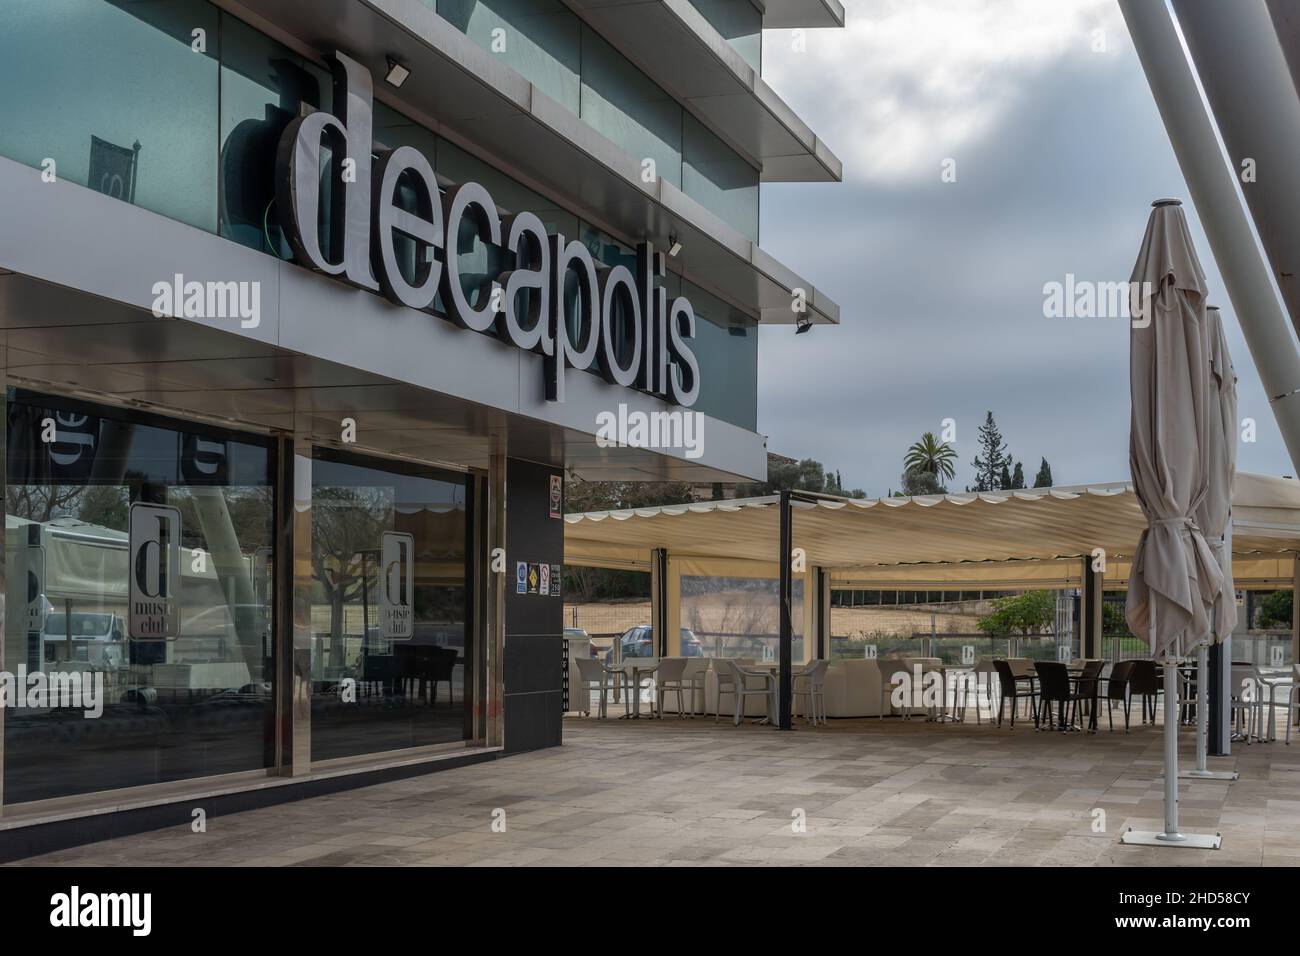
top-left (8, 714), bottom-right (1300, 866)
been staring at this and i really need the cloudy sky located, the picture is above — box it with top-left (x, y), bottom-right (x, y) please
top-left (755, 0), bottom-right (1293, 496)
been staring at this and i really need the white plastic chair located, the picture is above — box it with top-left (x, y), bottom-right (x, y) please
top-left (574, 657), bottom-right (625, 719)
top-left (1260, 663), bottom-right (1298, 744)
top-left (716, 659), bottom-right (770, 726)
top-left (793, 660), bottom-right (829, 725)
top-left (656, 658), bottom-right (690, 718)
top-left (682, 658), bottom-right (709, 715)
top-left (1230, 663), bottom-right (1267, 743)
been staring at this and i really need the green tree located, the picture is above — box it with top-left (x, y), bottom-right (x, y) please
top-left (969, 411), bottom-right (1009, 492)
top-left (998, 463), bottom-right (1013, 490)
top-left (1010, 461), bottom-right (1025, 489)
top-left (1257, 590), bottom-right (1292, 629)
top-left (738, 457), bottom-right (864, 498)
top-left (900, 466), bottom-right (946, 496)
top-left (1033, 457), bottom-right (1054, 488)
top-left (1102, 601), bottom-right (1132, 636)
top-left (903, 432), bottom-right (957, 482)
top-left (977, 590), bottom-right (1056, 637)
top-left (564, 478), bottom-right (695, 513)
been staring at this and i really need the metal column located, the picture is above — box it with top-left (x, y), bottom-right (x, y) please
top-left (1082, 557), bottom-right (1103, 660)
top-left (652, 548), bottom-right (669, 657)
top-left (1120, 0), bottom-right (1300, 473)
top-left (280, 429), bottom-right (313, 776)
top-left (778, 490), bottom-right (793, 730)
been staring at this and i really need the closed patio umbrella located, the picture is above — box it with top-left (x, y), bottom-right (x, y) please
top-left (1180, 305), bottom-right (1240, 781)
top-left (1121, 199), bottom-right (1223, 850)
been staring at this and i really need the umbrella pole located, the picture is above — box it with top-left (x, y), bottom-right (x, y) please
top-left (1162, 658), bottom-right (1182, 840)
top-left (1179, 641), bottom-right (1240, 781)
top-left (1197, 644), bottom-right (1209, 771)
top-left (1122, 616), bottom-right (1222, 849)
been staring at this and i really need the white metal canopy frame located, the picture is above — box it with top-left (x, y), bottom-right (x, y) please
top-left (564, 473), bottom-right (1300, 576)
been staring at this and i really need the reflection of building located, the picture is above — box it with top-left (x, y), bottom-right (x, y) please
top-left (0, 0), bottom-right (843, 854)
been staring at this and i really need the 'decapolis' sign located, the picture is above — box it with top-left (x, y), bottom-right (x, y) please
top-left (275, 52), bottom-right (700, 407)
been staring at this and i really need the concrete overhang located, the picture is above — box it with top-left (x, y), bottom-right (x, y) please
top-left (757, 0), bottom-right (845, 30)
top-left (0, 157), bottom-right (768, 483)
top-left (560, 0), bottom-right (843, 182)
top-left (217, 0), bottom-right (838, 326)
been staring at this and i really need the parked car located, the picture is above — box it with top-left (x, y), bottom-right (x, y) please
top-left (604, 625), bottom-right (702, 663)
top-left (42, 611), bottom-right (125, 665)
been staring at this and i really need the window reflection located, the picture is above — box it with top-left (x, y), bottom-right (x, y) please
top-left (0, 0), bottom-right (219, 232)
top-left (309, 450), bottom-right (470, 761)
top-left (4, 395), bottom-right (275, 805)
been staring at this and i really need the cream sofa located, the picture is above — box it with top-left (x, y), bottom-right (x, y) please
top-left (824, 659), bottom-right (885, 717)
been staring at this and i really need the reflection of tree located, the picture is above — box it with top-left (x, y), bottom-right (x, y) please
top-left (312, 486), bottom-right (391, 669)
top-left (76, 485), bottom-right (129, 529)
top-left (6, 484), bottom-right (82, 523)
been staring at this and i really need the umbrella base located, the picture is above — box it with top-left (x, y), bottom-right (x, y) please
top-left (1121, 827), bottom-right (1221, 849)
top-left (1176, 769), bottom-right (1239, 781)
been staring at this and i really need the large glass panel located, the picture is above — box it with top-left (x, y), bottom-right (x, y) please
top-left (680, 575), bottom-right (803, 661)
top-left (436, 0), bottom-right (581, 112)
top-left (679, 279), bottom-right (758, 430)
top-left (683, 113), bottom-right (759, 241)
top-left (580, 25), bottom-right (682, 187)
top-left (0, 0), bottom-right (219, 233)
top-left (309, 450), bottom-right (470, 761)
top-left (689, 0), bottom-right (762, 71)
top-left (4, 393), bottom-right (275, 805)
top-left (218, 11), bottom-right (332, 256)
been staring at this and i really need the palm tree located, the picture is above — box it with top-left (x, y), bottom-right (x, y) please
top-left (903, 432), bottom-right (957, 482)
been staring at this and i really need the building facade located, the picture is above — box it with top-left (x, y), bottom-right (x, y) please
top-left (0, 0), bottom-right (841, 850)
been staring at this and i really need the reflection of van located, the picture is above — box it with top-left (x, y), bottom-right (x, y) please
top-left (42, 611), bottom-right (125, 664)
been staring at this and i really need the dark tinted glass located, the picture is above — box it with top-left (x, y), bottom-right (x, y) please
top-left (4, 393), bottom-right (275, 805)
top-left (309, 450), bottom-right (470, 761)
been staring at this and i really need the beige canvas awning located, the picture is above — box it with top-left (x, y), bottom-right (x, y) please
top-left (564, 472), bottom-right (1300, 587)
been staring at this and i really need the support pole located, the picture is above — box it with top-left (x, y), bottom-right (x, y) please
top-left (778, 490), bottom-right (793, 731)
top-left (1181, 642), bottom-right (1238, 780)
top-left (1196, 645), bottom-right (1208, 772)
top-left (1122, 624), bottom-right (1222, 848)
top-left (815, 567), bottom-right (827, 661)
top-left (1082, 557), bottom-right (1103, 660)
top-left (1163, 659), bottom-right (1182, 838)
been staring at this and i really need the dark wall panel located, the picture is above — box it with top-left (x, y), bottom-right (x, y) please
top-left (503, 458), bottom-right (564, 753)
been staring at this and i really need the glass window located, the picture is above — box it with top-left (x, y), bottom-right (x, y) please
top-left (436, 0), bottom-right (581, 112)
top-left (680, 575), bottom-right (803, 661)
top-left (678, 279), bottom-right (758, 431)
top-left (219, 11), bottom-right (331, 256)
top-left (309, 449), bottom-right (470, 762)
top-left (683, 113), bottom-right (759, 241)
top-left (0, 0), bottom-right (219, 233)
top-left (4, 393), bottom-right (275, 805)
top-left (580, 25), bottom-right (682, 187)
top-left (688, 0), bottom-right (762, 71)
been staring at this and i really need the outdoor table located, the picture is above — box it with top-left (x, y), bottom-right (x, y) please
top-left (613, 661), bottom-right (658, 719)
top-left (741, 663), bottom-right (780, 726)
top-left (929, 664), bottom-right (974, 722)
